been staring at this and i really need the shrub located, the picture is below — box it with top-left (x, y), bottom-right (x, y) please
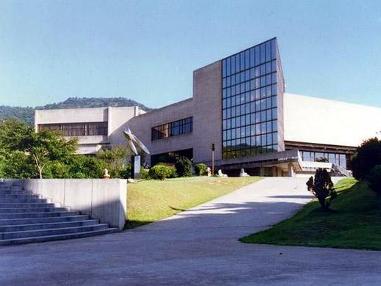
top-left (351, 138), bottom-right (381, 180)
top-left (306, 168), bottom-right (337, 210)
top-left (367, 165), bottom-right (381, 195)
top-left (140, 168), bottom-right (150, 180)
top-left (96, 146), bottom-right (130, 178)
top-left (194, 163), bottom-right (208, 176)
top-left (157, 163), bottom-right (177, 178)
top-left (2, 151), bottom-right (36, 179)
top-left (68, 155), bottom-right (106, 178)
top-left (175, 157), bottom-right (192, 177)
top-left (44, 161), bottom-right (70, 178)
top-left (119, 164), bottom-right (132, 179)
top-left (149, 164), bottom-right (176, 180)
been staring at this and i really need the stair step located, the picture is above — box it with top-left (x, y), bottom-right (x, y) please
top-left (0, 198), bottom-right (47, 203)
top-left (0, 215), bottom-right (89, 225)
top-left (0, 191), bottom-right (33, 196)
top-left (0, 207), bottom-right (65, 214)
top-left (0, 182), bottom-right (117, 245)
top-left (0, 186), bottom-right (22, 191)
top-left (0, 211), bottom-right (78, 219)
top-left (0, 185), bottom-right (24, 189)
top-left (0, 220), bottom-right (98, 232)
top-left (0, 194), bottom-right (41, 200)
top-left (0, 224), bottom-right (109, 239)
top-left (0, 228), bottom-right (118, 246)
top-left (0, 203), bottom-right (54, 208)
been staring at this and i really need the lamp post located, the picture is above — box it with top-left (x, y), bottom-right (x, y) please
top-left (211, 143), bottom-right (215, 176)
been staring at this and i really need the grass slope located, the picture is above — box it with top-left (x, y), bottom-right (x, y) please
top-left (240, 178), bottom-right (381, 250)
top-left (126, 176), bottom-right (260, 229)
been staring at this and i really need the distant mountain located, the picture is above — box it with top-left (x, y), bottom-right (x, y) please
top-left (0, 97), bottom-right (151, 125)
top-left (0, 106), bottom-right (35, 124)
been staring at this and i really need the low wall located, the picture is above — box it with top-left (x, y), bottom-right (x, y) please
top-left (21, 179), bottom-right (127, 230)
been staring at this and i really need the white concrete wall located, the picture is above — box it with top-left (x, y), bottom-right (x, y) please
top-left (21, 179), bottom-right (127, 230)
top-left (127, 61), bottom-right (223, 166)
top-left (108, 106), bottom-right (144, 146)
top-left (192, 61), bottom-right (223, 164)
top-left (128, 99), bottom-right (195, 165)
top-left (35, 107), bottom-right (108, 126)
top-left (35, 106), bottom-right (140, 154)
top-left (284, 93), bottom-right (381, 147)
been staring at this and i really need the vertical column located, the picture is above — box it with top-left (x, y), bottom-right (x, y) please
top-left (288, 163), bottom-right (295, 177)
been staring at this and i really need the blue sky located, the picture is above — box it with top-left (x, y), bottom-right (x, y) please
top-left (0, 0), bottom-right (380, 108)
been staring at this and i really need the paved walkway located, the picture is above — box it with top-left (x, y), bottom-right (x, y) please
top-left (0, 177), bottom-right (380, 285)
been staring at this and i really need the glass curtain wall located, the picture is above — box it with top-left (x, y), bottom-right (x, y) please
top-left (151, 117), bottom-right (193, 141)
top-left (300, 150), bottom-right (347, 168)
top-left (38, 122), bottom-right (108, 136)
top-left (221, 38), bottom-right (282, 160)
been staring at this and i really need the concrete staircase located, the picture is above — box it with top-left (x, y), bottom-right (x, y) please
top-left (0, 181), bottom-right (118, 246)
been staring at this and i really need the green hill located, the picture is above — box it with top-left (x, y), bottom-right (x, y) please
top-left (0, 97), bottom-right (151, 124)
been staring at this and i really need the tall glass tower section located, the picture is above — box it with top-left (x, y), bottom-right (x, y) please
top-left (221, 38), bottom-right (285, 160)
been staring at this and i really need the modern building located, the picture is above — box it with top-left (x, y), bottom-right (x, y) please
top-left (35, 106), bottom-right (145, 154)
top-left (35, 38), bottom-right (381, 176)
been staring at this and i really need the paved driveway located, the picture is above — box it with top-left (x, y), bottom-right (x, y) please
top-left (0, 177), bottom-right (380, 285)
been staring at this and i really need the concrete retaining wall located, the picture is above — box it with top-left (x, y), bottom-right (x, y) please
top-left (20, 179), bottom-right (127, 230)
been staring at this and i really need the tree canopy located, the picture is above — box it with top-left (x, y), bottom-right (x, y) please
top-left (0, 119), bottom-right (131, 179)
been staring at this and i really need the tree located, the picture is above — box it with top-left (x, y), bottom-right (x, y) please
top-left (1, 151), bottom-right (35, 179)
top-left (0, 120), bottom-right (36, 178)
top-left (24, 130), bottom-right (77, 179)
top-left (0, 119), bottom-right (32, 152)
top-left (351, 138), bottom-right (381, 180)
top-left (175, 157), bottom-right (192, 177)
top-left (0, 119), bottom-right (78, 178)
top-left (68, 155), bottom-right (106, 178)
top-left (367, 165), bottom-right (381, 195)
top-left (96, 146), bottom-right (131, 178)
top-left (306, 168), bottom-right (337, 210)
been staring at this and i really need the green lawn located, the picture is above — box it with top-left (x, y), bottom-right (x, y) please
top-left (240, 178), bottom-right (381, 250)
top-left (126, 176), bottom-right (260, 229)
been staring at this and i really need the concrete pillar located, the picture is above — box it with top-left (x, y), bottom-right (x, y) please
top-left (272, 166), bottom-right (278, 177)
top-left (288, 163), bottom-right (295, 177)
top-left (260, 167), bottom-right (265, 177)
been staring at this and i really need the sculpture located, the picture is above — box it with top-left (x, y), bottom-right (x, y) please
top-left (123, 128), bottom-right (150, 156)
top-left (217, 169), bottom-right (228, 178)
top-left (103, 168), bottom-right (110, 179)
top-left (123, 128), bottom-right (150, 179)
top-left (240, 168), bottom-right (249, 177)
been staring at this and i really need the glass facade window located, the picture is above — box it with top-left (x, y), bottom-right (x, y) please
top-left (222, 38), bottom-right (282, 160)
top-left (152, 117), bottom-right (193, 141)
top-left (300, 150), bottom-right (347, 168)
top-left (38, 122), bottom-right (108, 136)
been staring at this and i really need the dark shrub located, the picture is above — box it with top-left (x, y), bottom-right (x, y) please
top-left (149, 165), bottom-right (176, 180)
top-left (119, 164), bottom-right (132, 179)
top-left (351, 138), bottom-right (381, 180)
top-left (367, 165), bottom-right (381, 195)
top-left (175, 157), bottom-right (192, 177)
top-left (306, 168), bottom-right (337, 210)
top-left (194, 163), bottom-right (208, 176)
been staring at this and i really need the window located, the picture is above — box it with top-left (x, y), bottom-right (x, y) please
top-left (151, 117), bottom-right (193, 141)
top-left (300, 151), bottom-right (347, 169)
top-left (38, 122), bottom-right (108, 136)
top-left (221, 38), bottom-right (281, 160)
